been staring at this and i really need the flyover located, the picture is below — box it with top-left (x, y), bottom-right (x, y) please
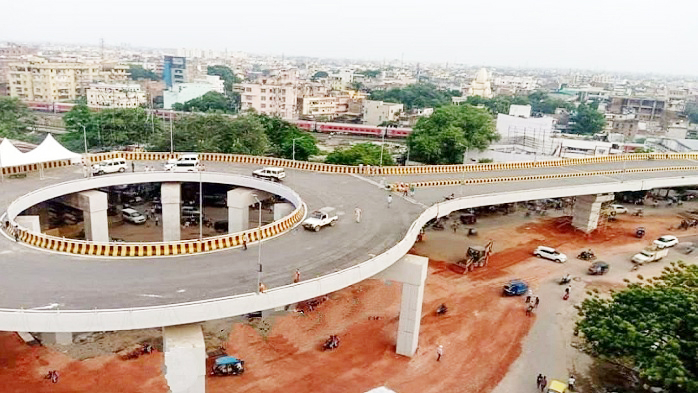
top-left (1, 152), bottom-right (698, 392)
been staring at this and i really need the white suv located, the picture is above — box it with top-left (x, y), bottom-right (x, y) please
top-left (165, 154), bottom-right (200, 171)
top-left (252, 167), bottom-right (286, 181)
top-left (92, 159), bottom-right (127, 175)
top-left (122, 208), bottom-right (146, 224)
top-left (533, 246), bottom-right (567, 263)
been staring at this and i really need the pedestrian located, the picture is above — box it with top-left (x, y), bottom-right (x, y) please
top-left (242, 233), bottom-right (248, 250)
top-left (451, 221), bottom-right (458, 233)
top-left (409, 184), bottom-right (415, 197)
top-left (436, 345), bottom-right (443, 361)
top-left (568, 375), bottom-right (576, 391)
top-left (293, 269), bottom-right (301, 284)
top-left (525, 294), bottom-right (531, 304)
top-left (82, 165), bottom-right (88, 178)
top-left (534, 296), bottom-right (540, 309)
top-left (131, 162), bottom-right (135, 172)
top-left (258, 282), bottom-right (267, 293)
top-left (526, 304), bottom-right (534, 316)
top-left (540, 376), bottom-right (547, 391)
top-left (536, 374), bottom-right (543, 390)
top-left (13, 224), bottom-right (19, 242)
top-left (154, 216), bottom-right (159, 227)
top-left (150, 206), bottom-right (155, 216)
top-left (387, 194), bottom-right (392, 208)
top-left (354, 207), bottom-right (362, 223)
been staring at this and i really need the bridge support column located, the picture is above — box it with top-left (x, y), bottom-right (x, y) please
top-left (15, 216), bottom-right (40, 232)
top-left (78, 191), bottom-right (109, 242)
top-left (41, 332), bottom-right (73, 345)
top-left (163, 324), bottom-right (205, 393)
top-left (374, 254), bottom-right (429, 357)
top-left (273, 202), bottom-right (294, 220)
top-left (161, 183), bottom-right (181, 242)
top-left (572, 193), bottom-right (614, 233)
top-left (227, 188), bottom-right (256, 233)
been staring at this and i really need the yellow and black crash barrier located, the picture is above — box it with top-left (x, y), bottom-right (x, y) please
top-left (391, 165), bottom-right (698, 190)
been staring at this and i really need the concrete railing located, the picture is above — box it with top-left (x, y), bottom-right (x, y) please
top-left (3, 174), bottom-right (698, 332)
top-left (4, 172), bottom-right (306, 257)
top-left (388, 165), bottom-right (698, 190)
top-left (4, 150), bottom-right (698, 177)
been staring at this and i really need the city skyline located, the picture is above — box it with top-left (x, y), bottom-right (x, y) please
top-left (3, 0), bottom-right (698, 76)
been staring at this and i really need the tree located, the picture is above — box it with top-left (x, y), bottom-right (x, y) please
top-left (351, 81), bottom-right (364, 91)
top-left (465, 95), bottom-right (530, 115)
top-left (570, 103), bottom-right (606, 135)
top-left (325, 143), bottom-right (395, 166)
top-left (576, 262), bottom-right (698, 392)
top-left (528, 91), bottom-right (574, 114)
top-left (207, 65), bottom-right (239, 93)
top-left (0, 97), bottom-right (36, 142)
top-left (358, 69), bottom-right (381, 78)
top-left (128, 65), bottom-right (159, 81)
top-left (407, 105), bottom-right (499, 164)
top-left (173, 91), bottom-right (237, 114)
top-left (311, 71), bottom-right (328, 81)
top-left (368, 83), bottom-right (461, 109)
top-left (62, 104), bottom-right (161, 151)
top-left (255, 114), bottom-right (319, 160)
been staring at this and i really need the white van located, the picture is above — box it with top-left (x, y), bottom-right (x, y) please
top-left (171, 162), bottom-right (201, 172)
top-left (92, 159), bottom-right (127, 175)
top-left (165, 154), bottom-right (200, 171)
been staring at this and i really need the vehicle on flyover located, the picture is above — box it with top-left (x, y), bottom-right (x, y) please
top-left (252, 167), bottom-right (286, 181)
top-left (534, 246), bottom-right (568, 263)
top-left (503, 279), bottom-right (529, 296)
top-left (653, 235), bottom-right (678, 249)
top-left (164, 154), bottom-right (200, 171)
top-left (302, 207), bottom-right (338, 232)
top-left (92, 158), bottom-right (127, 175)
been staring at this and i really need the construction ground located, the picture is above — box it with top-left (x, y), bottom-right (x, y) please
top-left (1, 199), bottom-right (697, 393)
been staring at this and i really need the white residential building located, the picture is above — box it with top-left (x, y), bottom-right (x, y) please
top-left (239, 68), bottom-right (299, 119)
top-left (493, 75), bottom-right (537, 93)
top-left (86, 83), bottom-right (146, 108)
top-left (163, 75), bottom-right (224, 109)
top-left (299, 96), bottom-right (338, 118)
top-left (508, 104), bottom-right (532, 118)
top-left (362, 100), bottom-right (403, 125)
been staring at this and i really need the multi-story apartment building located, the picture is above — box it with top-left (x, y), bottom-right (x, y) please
top-left (163, 56), bottom-right (186, 89)
top-left (86, 83), bottom-right (147, 108)
top-left (608, 96), bottom-right (666, 121)
top-left (239, 68), bottom-right (299, 119)
top-left (7, 58), bottom-right (128, 102)
top-left (299, 96), bottom-right (338, 119)
top-left (362, 100), bottom-right (403, 125)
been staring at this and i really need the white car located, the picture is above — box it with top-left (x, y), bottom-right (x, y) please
top-left (92, 158), bottom-right (127, 175)
top-left (122, 208), bottom-right (146, 224)
top-left (610, 204), bottom-right (628, 214)
top-left (170, 162), bottom-right (201, 172)
top-left (533, 246), bottom-right (567, 263)
top-left (302, 207), bottom-right (338, 232)
top-left (252, 167), bottom-right (286, 181)
top-left (165, 154), bottom-right (200, 171)
top-left (653, 235), bottom-right (679, 249)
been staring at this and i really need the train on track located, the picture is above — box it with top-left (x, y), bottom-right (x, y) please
top-left (24, 101), bottom-right (413, 139)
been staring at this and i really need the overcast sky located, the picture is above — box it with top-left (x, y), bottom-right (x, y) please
top-left (4, 0), bottom-right (697, 75)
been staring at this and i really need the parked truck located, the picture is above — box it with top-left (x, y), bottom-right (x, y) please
top-left (631, 247), bottom-right (669, 265)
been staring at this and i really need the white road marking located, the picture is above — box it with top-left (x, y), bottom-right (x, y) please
top-left (31, 303), bottom-right (61, 310)
top-left (140, 294), bottom-right (164, 298)
top-left (176, 289), bottom-right (186, 293)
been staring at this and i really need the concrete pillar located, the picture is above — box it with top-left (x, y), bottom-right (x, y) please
top-left (227, 188), bottom-right (255, 233)
top-left (273, 202), bottom-right (294, 221)
top-left (373, 254), bottom-right (429, 357)
top-left (41, 332), bottom-right (73, 345)
top-left (161, 182), bottom-right (181, 242)
top-left (15, 216), bottom-right (40, 232)
top-left (572, 193), bottom-right (614, 233)
top-left (62, 191), bottom-right (109, 242)
top-left (163, 324), bottom-right (205, 393)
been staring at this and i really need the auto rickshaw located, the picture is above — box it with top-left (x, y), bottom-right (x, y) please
top-left (211, 356), bottom-right (245, 376)
top-left (545, 379), bottom-right (568, 393)
top-left (636, 227), bottom-right (646, 238)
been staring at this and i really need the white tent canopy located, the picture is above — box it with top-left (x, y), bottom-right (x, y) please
top-left (0, 138), bottom-right (28, 167)
top-left (0, 135), bottom-right (82, 168)
top-left (21, 134), bottom-right (82, 165)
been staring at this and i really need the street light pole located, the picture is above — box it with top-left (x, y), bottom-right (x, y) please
top-left (292, 137), bottom-right (300, 161)
top-left (199, 169), bottom-right (203, 239)
top-left (81, 124), bottom-right (87, 154)
top-left (379, 127), bottom-right (386, 166)
top-left (253, 194), bottom-right (262, 293)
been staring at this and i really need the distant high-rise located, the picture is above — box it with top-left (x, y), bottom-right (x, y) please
top-left (163, 56), bottom-right (186, 89)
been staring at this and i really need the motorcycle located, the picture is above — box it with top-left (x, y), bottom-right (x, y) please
top-left (323, 335), bottom-right (340, 351)
top-left (559, 275), bottom-right (572, 285)
top-left (577, 250), bottom-right (596, 261)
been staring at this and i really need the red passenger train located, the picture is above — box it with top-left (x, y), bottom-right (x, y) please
top-left (24, 101), bottom-right (413, 139)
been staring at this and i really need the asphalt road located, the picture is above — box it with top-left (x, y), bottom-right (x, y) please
top-left (0, 159), bottom-right (696, 310)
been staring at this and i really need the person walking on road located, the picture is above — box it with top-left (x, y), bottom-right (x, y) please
top-left (564, 285), bottom-right (571, 300)
top-left (540, 376), bottom-right (547, 391)
top-left (13, 224), bottom-right (19, 242)
top-left (131, 162), bottom-right (135, 172)
top-left (387, 194), bottom-right (392, 208)
top-left (354, 207), bottom-right (362, 223)
top-left (154, 216), bottom-right (159, 227)
top-left (436, 345), bottom-right (443, 361)
top-left (242, 233), bottom-right (248, 250)
top-left (293, 269), bottom-right (301, 283)
top-left (568, 375), bottom-right (576, 391)
top-left (534, 296), bottom-right (540, 309)
top-left (536, 374), bottom-right (543, 390)
top-left (526, 304), bottom-right (534, 316)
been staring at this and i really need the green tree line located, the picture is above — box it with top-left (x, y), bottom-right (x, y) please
top-left (368, 83), bottom-right (461, 109)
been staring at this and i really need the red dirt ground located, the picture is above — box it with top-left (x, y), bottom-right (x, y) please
top-left (0, 212), bottom-right (687, 393)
